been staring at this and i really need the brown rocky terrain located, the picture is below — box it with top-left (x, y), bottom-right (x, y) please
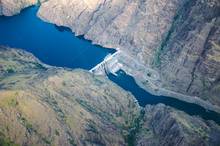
top-left (158, 0), bottom-right (220, 105)
top-left (37, 0), bottom-right (220, 110)
top-left (0, 46), bottom-right (140, 146)
top-left (0, 47), bottom-right (220, 146)
top-left (0, 0), bottom-right (220, 145)
top-left (0, 0), bottom-right (38, 16)
top-left (136, 104), bottom-right (220, 146)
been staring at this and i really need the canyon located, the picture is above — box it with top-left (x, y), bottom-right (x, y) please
top-left (1, 0), bottom-right (220, 113)
top-left (0, 0), bottom-right (220, 146)
top-left (0, 46), bottom-right (220, 146)
top-left (36, 0), bottom-right (220, 112)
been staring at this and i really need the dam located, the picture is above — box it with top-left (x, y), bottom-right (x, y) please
top-left (90, 49), bottom-right (160, 84)
top-left (1, 5), bottom-right (220, 125)
top-left (89, 50), bottom-right (122, 75)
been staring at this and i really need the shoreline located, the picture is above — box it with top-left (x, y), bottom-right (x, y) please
top-left (134, 75), bottom-right (220, 114)
top-left (119, 57), bottom-right (220, 114)
top-left (2, 3), bottom-right (220, 114)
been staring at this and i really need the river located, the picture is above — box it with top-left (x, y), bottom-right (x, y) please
top-left (0, 6), bottom-right (220, 124)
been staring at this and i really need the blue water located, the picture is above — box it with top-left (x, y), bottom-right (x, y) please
top-left (0, 6), bottom-right (115, 69)
top-left (108, 70), bottom-right (220, 124)
top-left (0, 6), bottom-right (220, 124)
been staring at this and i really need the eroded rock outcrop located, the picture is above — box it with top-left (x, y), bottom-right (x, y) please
top-left (157, 0), bottom-right (220, 106)
top-left (136, 104), bottom-right (220, 146)
top-left (37, 0), bottom-right (220, 110)
top-left (0, 0), bottom-right (38, 16)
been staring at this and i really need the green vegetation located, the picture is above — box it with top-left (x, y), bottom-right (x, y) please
top-left (8, 99), bottom-right (18, 107)
top-left (66, 131), bottom-right (77, 146)
top-left (43, 96), bottom-right (65, 120)
top-left (116, 108), bottom-right (123, 117)
top-left (125, 109), bottom-right (145, 146)
top-left (142, 128), bottom-right (152, 137)
top-left (42, 137), bottom-right (51, 145)
top-left (19, 117), bottom-right (36, 134)
top-left (0, 132), bottom-right (19, 146)
top-left (0, 92), bottom-right (19, 108)
top-left (6, 68), bottom-right (15, 74)
top-left (32, 62), bottom-right (46, 70)
top-left (0, 137), bottom-right (19, 146)
top-left (55, 129), bottom-right (60, 136)
top-left (76, 99), bottom-right (112, 122)
top-left (153, 0), bottom-right (192, 67)
top-left (86, 120), bottom-right (99, 134)
top-left (68, 138), bottom-right (77, 146)
top-left (193, 126), bottom-right (208, 140)
top-left (94, 78), bottom-right (104, 86)
top-left (153, 16), bottom-right (177, 67)
top-left (66, 132), bottom-right (77, 146)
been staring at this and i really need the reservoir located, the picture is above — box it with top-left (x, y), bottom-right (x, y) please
top-left (0, 6), bottom-right (115, 70)
top-left (0, 6), bottom-right (220, 124)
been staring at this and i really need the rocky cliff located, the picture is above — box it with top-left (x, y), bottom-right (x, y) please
top-left (38, 0), bottom-right (184, 64)
top-left (37, 0), bottom-right (220, 109)
top-left (136, 104), bottom-right (220, 146)
top-left (1, 47), bottom-right (220, 145)
top-left (158, 0), bottom-right (220, 105)
top-left (0, 0), bottom-right (38, 16)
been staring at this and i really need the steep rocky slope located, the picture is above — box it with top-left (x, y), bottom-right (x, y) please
top-left (158, 0), bottom-right (220, 105)
top-left (37, 0), bottom-right (220, 109)
top-left (136, 104), bottom-right (220, 146)
top-left (1, 47), bottom-right (220, 146)
top-left (38, 0), bottom-right (184, 64)
top-left (0, 0), bottom-right (38, 16)
top-left (0, 46), bottom-right (140, 146)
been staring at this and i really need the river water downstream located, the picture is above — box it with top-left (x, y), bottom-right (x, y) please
top-left (0, 6), bottom-right (220, 124)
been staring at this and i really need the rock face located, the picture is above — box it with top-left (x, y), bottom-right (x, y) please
top-left (158, 0), bottom-right (220, 105)
top-left (38, 0), bottom-right (185, 64)
top-left (37, 0), bottom-right (220, 109)
top-left (0, 47), bottom-right (220, 146)
top-left (0, 46), bottom-right (140, 146)
top-left (0, 0), bottom-right (37, 16)
top-left (1, 0), bottom-right (219, 112)
top-left (136, 104), bottom-right (220, 146)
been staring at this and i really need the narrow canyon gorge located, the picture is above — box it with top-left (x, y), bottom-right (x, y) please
top-left (0, 0), bottom-right (220, 146)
